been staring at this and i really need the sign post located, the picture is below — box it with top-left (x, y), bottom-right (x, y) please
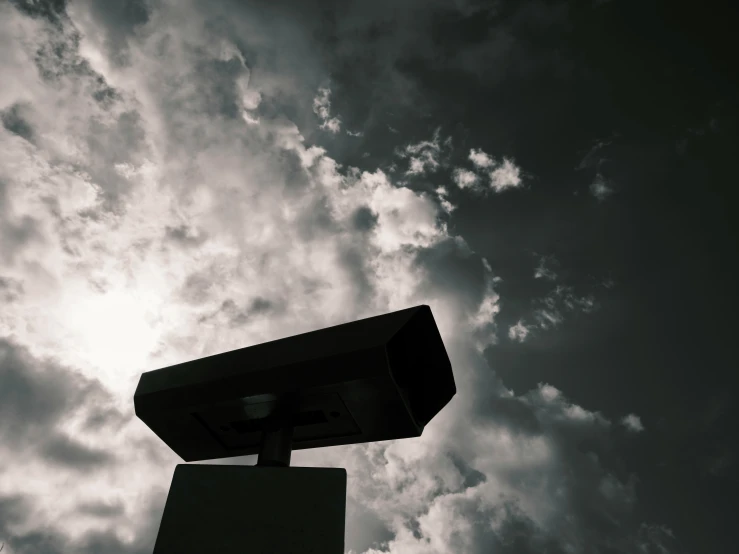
top-left (134, 305), bottom-right (456, 553)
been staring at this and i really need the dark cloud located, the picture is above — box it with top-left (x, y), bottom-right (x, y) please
top-left (308, 0), bottom-right (574, 165)
top-left (75, 499), bottom-right (126, 518)
top-left (83, 110), bottom-right (148, 212)
top-left (73, 493), bottom-right (167, 554)
top-left (351, 205), bottom-right (378, 232)
top-left (473, 394), bottom-right (543, 436)
top-left (0, 339), bottom-right (83, 433)
top-left (447, 452), bottom-right (487, 490)
top-left (76, 532), bottom-right (147, 554)
top-left (226, 296), bottom-right (275, 327)
top-left (184, 56), bottom-right (250, 121)
top-left (40, 433), bottom-right (116, 470)
top-left (0, 494), bottom-right (32, 533)
top-left (491, 503), bottom-right (568, 554)
top-left (83, 405), bottom-right (130, 433)
top-left (8, 0), bottom-right (68, 26)
top-left (276, 148), bottom-right (315, 192)
top-left (0, 490), bottom-right (167, 554)
top-left (1, 102), bottom-right (36, 143)
top-left (0, 338), bottom-right (123, 461)
top-left (178, 271), bottom-right (215, 305)
top-left (2, 531), bottom-right (61, 554)
top-left (0, 214), bottom-right (42, 266)
top-left (202, 296), bottom-right (278, 327)
top-left (412, 236), bottom-right (488, 315)
top-left (249, 296), bottom-right (272, 314)
top-left (164, 224), bottom-right (209, 248)
top-left (32, 26), bottom-right (85, 83)
top-left (438, 368), bottom-right (668, 552)
top-left (337, 244), bottom-right (375, 308)
top-left (74, 0), bottom-right (150, 67)
top-left (0, 275), bottom-right (25, 303)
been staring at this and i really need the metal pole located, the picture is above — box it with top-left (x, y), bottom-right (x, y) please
top-left (257, 419), bottom-right (293, 467)
top-left (256, 393), bottom-right (296, 467)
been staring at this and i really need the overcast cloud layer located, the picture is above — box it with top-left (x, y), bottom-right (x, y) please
top-left (1, 1), bottom-right (736, 553)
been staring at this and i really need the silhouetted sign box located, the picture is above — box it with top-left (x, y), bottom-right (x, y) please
top-left (152, 464), bottom-right (346, 554)
top-left (135, 305), bottom-right (455, 461)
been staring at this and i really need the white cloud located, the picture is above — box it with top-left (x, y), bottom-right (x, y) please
top-left (621, 414), bottom-right (645, 433)
top-left (313, 86), bottom-right (342, 133)
top-left (399, 128), bottom-right (447, 176)
top-left (508, 320), bottom-right (530, 342)
top-left (489, 158), bottom-right (523, 192)
top-left (236, 67), bottom-right (263, 119)
top-left (468, 259), bottom-right (501, 352)
top-left (439, 199), bottom-right (454, 213)
top-left (524, 283), bottom-right (600, 333)
top-left (452, 168), bottom-right (479, 190)
top-left (435, 186), bottom-right (456, 214)
top-left (590, 173), bottom-right (614, 201)
top-left (458, 150), bottom-right (523, 194)
top-left (534, 255), bottom-right (558, 281)
top-left (241, 110), bottom-right (260, 125)
top-left (323, 117), bottom-right (342, 133)
top-left (241, 88), bottom-right (263, 111)
top-left (469, 147), bottom-right (495, 169)
top-left (534, 307), bottom-right (564, 329)
top-left (313, 87), bottom-right (332, 120)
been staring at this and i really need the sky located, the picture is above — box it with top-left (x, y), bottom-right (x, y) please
top-left (0, 0), bottom-right (736, 553)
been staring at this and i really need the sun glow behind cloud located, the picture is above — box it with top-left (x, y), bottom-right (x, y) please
top-left (57, 282), bottom-right (162, 390)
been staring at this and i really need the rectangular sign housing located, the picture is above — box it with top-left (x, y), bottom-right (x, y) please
top-left (134, 305), bottom-right (455, 461)
top-left (153, 464), bottom-right (347, 553)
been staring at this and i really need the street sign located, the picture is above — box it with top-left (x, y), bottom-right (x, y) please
top-left (135, 305), bottom-right (455, 462)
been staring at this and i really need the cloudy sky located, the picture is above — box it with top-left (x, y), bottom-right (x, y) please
top-left (0, 0), bottom-right (735, 552)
